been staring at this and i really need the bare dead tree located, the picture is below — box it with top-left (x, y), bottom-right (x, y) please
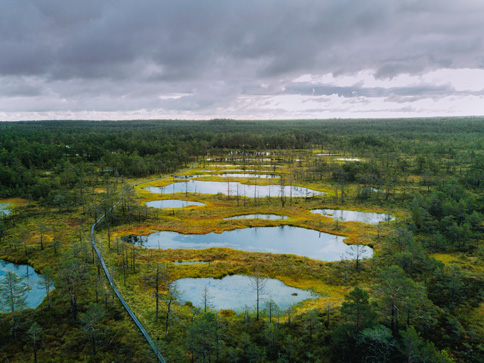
top-left (249, 271), bottom-right (268, 320)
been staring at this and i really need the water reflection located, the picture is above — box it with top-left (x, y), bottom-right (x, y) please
top-left (124, 226), bottom-right (372, 261)
top-left (224, 214), bottom-right (288, 220)
top-left (176, 275), bottom-right (316, 311)
top-left (146, 199), bottom-right (205, 209)
top-left (145, 180), bottom-right (324, 198)
top-left (0, 260), bottom-right (51, 311)
top-left (194, 173), bottom-right (280, 179)
top-left (311, 209), bottom-right (392, 224)
top-left (0, 203), bottom-right (12, 216)
top-left (336, 158), bottom-right (361, 161)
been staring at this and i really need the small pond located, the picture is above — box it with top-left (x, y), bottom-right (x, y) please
top-left (145, 180), bottom-right (324, 198)
top-left (196, 169), bottom-right (275, 173)
top-left (146, 199), bottom-right (205, 209)
top-left (208, 164), bottom-right (281, 168)
top-left (207, 158), bottom-right (276, 162)
top-left (0, 203), bottom-right (12, 216)
top-left (173, 175), bottom-right (192, 179)
top-left (336, 158), bottom-right (361, 162)
top-left (207, 164), bottom-right (240, 167)
top-left (176, 275), bottom-right (316, 311)
top-left (124, 226), bottom-right (372, 261)
top-left (194, 173), bottom-right (280, 179)
top-left (0, 260), bottom-right (51, 312)
top-left (311, 209), bottom-right (392, 224)
top-left (224, 214), bottom-right (288, 220)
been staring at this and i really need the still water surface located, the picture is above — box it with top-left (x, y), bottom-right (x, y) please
top-left (224, 214), bottom-right (288, 220)
top-left (336, 158), bottom-right (361, 161)
top-left (146, 199), bottom-right (205, 209)
top-left (311, 209), bottom-right (392, 224)
top-left (194, 173), bottom-right (279, 179)
top-left (0, 203), bottom-right (12, 216)
top-left (0, 260), bottom-right (51, 312)
top-left (176, 275), bottom-right (316, 311)
top-left (125, 226), bottom-right (372, 261)
top-left (145, 180), bottom-right (323, 198)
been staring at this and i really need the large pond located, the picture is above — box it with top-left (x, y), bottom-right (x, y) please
top-left (175, 170), bottom-right (276, 178)
top-left (0, 203), bottom-right (12, 216)
top-left (0, 260), bottom-right (51, 312)
top-left (311, 209), bottom-right (392, 224)
top-left (176, 275), bottom-right (316, 311)
top-left (146, 199), bottom-right (205, 209)
top-left (145, 180), bottom-right (324, 198)
top-left (224, 214), bottom-right (288, 220)
top-left (124, 226), bottom-right (372, 261)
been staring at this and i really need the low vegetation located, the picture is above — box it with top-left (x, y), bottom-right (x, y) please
top-left (0, 118), bottom-right (483, 362)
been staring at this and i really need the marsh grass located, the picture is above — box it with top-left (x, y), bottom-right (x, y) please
top-left (0, 148), bottom-right (441, 361)
top-left (98, 153), bottom-right (401, 338)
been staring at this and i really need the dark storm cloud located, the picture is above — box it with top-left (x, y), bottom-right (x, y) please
top-left (0, 0), bottom-right (483, 118)
top-left (3, 0), bottom-right (483, 79)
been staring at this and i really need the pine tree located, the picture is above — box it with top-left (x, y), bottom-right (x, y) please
top-left (340, 286), bottom-right (376, 333)
top-left (0, 271), bottom-right (31, 333)
top-left (27, 322), bottom-right (43, 363)
top-left (80, 302), bottom-right (107, 356)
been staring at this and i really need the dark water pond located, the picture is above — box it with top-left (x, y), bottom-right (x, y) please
top-left (145, 180), bottom-right (324, 198)
top-left (146, 199), bottom-right (205, 209)
top-left (123, 226), bottom-right (372, 261)
top-left (0, 260), bottom-right (51, 312)
top-left (311, 209), bottom-right (392, 224)
top-left (176, 275), bottom-right (316, 311)
top-left (224, 214), bottom-right (288, 220)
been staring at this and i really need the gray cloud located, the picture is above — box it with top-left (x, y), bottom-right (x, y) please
top-left (284, 82), bottom-right (458, 100)
top-left (0, 0), bottom-right (483, 119)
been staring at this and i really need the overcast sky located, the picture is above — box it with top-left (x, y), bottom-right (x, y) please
top-left (1, 0), bottom-right (484, 120)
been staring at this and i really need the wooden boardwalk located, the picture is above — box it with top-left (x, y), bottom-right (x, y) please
top-left (89, 163), bottom-right (198, 362)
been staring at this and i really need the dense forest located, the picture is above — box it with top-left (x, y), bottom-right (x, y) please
top-left (1, 118), bottom-right (484, 362)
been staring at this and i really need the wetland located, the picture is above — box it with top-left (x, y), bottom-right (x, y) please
top-left (145, 180), bottom-right (324, 198)
top-left (176, 275), bottom-right (317, 311)
top-left (123, 226), bottom-right (372, 261)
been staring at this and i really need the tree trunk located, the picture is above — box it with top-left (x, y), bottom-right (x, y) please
top-left (91, 336), bottom-right (97, 356)
top-left (33, 341), bottom-right (38, 363)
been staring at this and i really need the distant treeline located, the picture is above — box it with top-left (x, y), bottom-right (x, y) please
top-left (1, 118), bottom-right (484, 200)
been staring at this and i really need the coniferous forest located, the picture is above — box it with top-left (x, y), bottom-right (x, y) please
top-left (1, 118), bottom-right (484, 362)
